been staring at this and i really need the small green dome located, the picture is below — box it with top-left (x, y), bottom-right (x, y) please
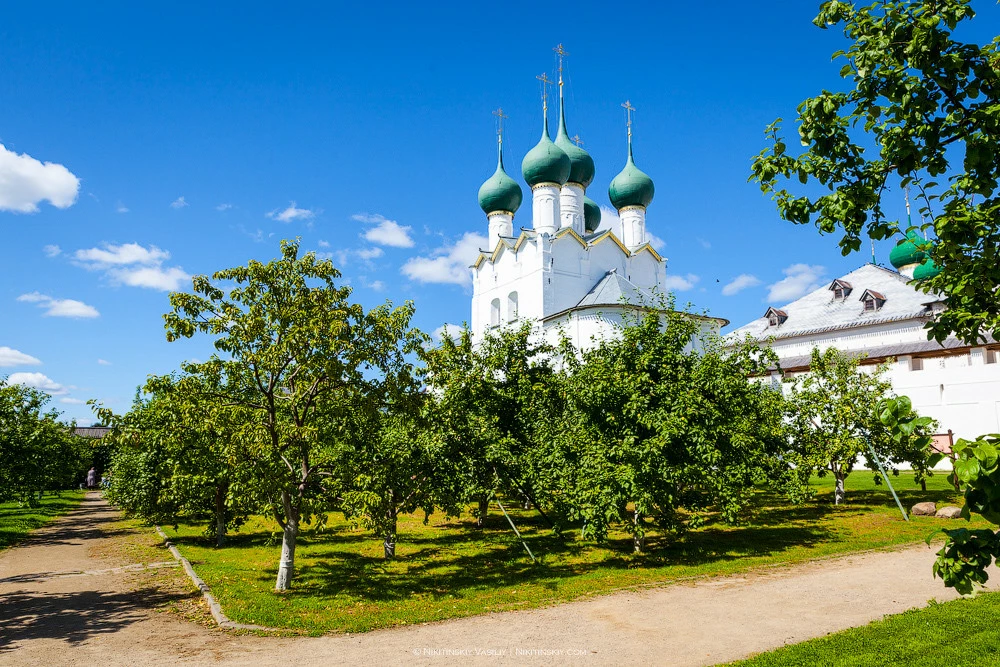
top-left (609, 143), bottom-right (654, 210)
top-left (478, 143), bottom-right (522, 215)
top-left (889, 230), bottom-right (927, 269)
top-left (522, 115), bottom-right (570, 187)
top-left (554, 101), bottom-right (595, 188)
top-left (913, 258), bottom-right (942, 280)
top-left (584, 196), bottom-right (601, 233)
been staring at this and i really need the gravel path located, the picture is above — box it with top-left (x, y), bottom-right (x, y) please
top-left (1, 493), bottom-right (993, 666)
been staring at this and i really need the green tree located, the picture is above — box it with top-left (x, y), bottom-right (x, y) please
top-left (750, 0), bottom-right (1000, 344)
top-left (0, 379), bottom-right (88, 503)
top-left (784, 348), bottom-right (927, 504)
top-left (421, 324), bottom-right (566, 530)
top-left (96, 372), bottom-right (261, 547)
top-left (557, 310), bottom-right (796, 552)
top-left (336, 323), bottom-right (463, 559)
top-left (163, 239), bottom-right (416, 590)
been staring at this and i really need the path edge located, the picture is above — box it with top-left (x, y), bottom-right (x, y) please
top-left (154, 525), bottom-right (279, 633)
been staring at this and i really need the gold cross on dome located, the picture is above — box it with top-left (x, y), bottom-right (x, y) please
top-left (536, 72), bottom-right (553, 112)
top-left (554, 43), bottom-right (569, 87)
top-left (622, 99), bottom-right (636, 139)
top-left (571, 134), bottom-right (584, 146)
top-left (492, 107), bottom-right (509, 141)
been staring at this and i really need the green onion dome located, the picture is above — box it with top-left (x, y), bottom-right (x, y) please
top-left (584, 196), bottom-right (602, 233)
top-left (912, 258), bottom-right (942, 280)
top-left (522, 114), bottom-right (571, 187)
top-left (889, 230), bottom-right (927, 269)
top-left (609, 142), bottom-right (654, 210)
top-left (478, 142), bottom-right (522, 215)
top-left (554, 101), bottom-right (595, 188)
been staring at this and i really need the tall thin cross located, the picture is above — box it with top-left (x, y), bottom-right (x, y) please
top-left (622, 99), bottom-right (635, 142)
top-left (571, 134), bottom-right (584, 146)
top-left (492, 107), bottom-right (509, 145)
top-left (536, 72), bottom-right (553, 113)
top-left (554, 43), bottom-right (568, 96)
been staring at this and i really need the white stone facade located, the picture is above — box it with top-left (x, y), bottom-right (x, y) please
top-left (729, 263), bottom-right (1000, 443)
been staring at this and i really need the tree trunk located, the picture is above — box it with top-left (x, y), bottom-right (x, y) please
top-left (920, 478), bottom-right (927, 492)
top-left (383, 511), bottom-right (397, 559)
top-left (476, 496), bottom-right (489, 528)
top-left (834, 472), bottom-right (846, 505)
top-left (523, 495), bottom-right (530, 510)
top-left (633, 508), bottom-right (645, 553)
top-left (214, 484), bottom-right (227, 547)
top-left (274, 491), bottom-right (299, 591)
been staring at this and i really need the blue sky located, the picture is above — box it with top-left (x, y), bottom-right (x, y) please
top-left (2, 1), bottom-right (998, 423)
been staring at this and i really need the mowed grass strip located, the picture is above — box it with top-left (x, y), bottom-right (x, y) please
top-left (0, 490), bottom-right (86, 551)
top-left (161, 474), bottom-right (981, 635)
top-left (729, 591), bottom-right (1000, 667)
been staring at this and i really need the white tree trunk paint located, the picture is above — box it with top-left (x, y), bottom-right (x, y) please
top-left (834, 473), bottom-right (846, 505)
top-left (274, 491), bottom-right (299, 590)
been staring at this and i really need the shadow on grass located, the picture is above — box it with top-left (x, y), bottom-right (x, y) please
top-left (166, 479), bottom-right (958, 611)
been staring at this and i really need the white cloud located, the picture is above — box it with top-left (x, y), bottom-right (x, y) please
top-left (59, 397), bottom-right (86, 405)
top-left (97, 358), bottom-right (112, 366)
top-left (216, 203), bottom-right (233, 211)
top-left (767, 264), bottom-right (826, 303)
top-left (75, 242), bottom-right (170, 266)
top-left (170, 196), bottom-right (188, 209)
top-left (43, 244), bottom-right (61, 258)
top-left (268, 201), bottom-right (315, 223)
top-left (317, 240), bottom-right (330, 248)
top-left (0, 143), bottom-right (80, 213)
top-left (433, 323), bottom-right (463, 343)
top-left (116, 201), bottom-right (129, 213)
top-left (73, 242), bottom-right (190, 292)
top-left (354, 213), bottom-right (415, 248)
top-left (401, 232), bottom-right (486, 287)
top-left (361, 278), bottom-right (385, 291)
top-left (111, 266), bottom-right (189, 291)
top-left (0, 347), bottom-right (41, 367)
top-left (356, 247), bottom-right (384, 260)
top-left (663, 274), bottom-right (699, 291)
top-left (17, 292), bottom-right (100, 318)
top-left (7, 372), bottom-right (67, 395)
top-left (697, 237), bottom-right (712, 249)
top-left (722, 273), bottom-right (763, 296)
top-left (596, 205), bottom-right (665, 249)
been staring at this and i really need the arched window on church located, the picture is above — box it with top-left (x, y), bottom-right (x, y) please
top-left (507, 291), bottom-right (518, 322)
top-left (490, 298), bottom-right (501, 327)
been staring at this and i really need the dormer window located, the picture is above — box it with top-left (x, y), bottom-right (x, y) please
top-left (860, 289), bottom-right (886, 312)
top-left (764, 307), bottom-right (788, 327)
top-left (829, 279), bottom-right (853, 300)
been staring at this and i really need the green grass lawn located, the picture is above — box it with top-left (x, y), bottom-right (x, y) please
top-left (161, 473), bottom-right (980, 635)
top-left (0, 490), bottom-right (86, 551)
top-left (730, 591), bottom-right (1000, 666)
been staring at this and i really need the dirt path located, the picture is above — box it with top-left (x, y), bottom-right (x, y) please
top-left (1, 493), bottom-right (994, 666)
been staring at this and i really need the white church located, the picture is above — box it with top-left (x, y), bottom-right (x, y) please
top-left (470, 69), bottom-right (724, 351)
top-left (466, 53), bottom-right (999, 445)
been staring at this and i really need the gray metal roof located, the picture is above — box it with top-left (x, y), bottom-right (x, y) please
top-left (728, 264), bottom-right (942, 341)
top-left (576, 269), bottom-right (656, 309)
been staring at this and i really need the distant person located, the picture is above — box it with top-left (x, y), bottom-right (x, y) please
top-left (86, 467), bottom-right (97, 490)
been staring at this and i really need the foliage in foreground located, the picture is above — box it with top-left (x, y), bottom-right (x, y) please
top-left (731, 591), bottom-right (1000, 667)
top-left (751, 0), bottom-right (1000, 345)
